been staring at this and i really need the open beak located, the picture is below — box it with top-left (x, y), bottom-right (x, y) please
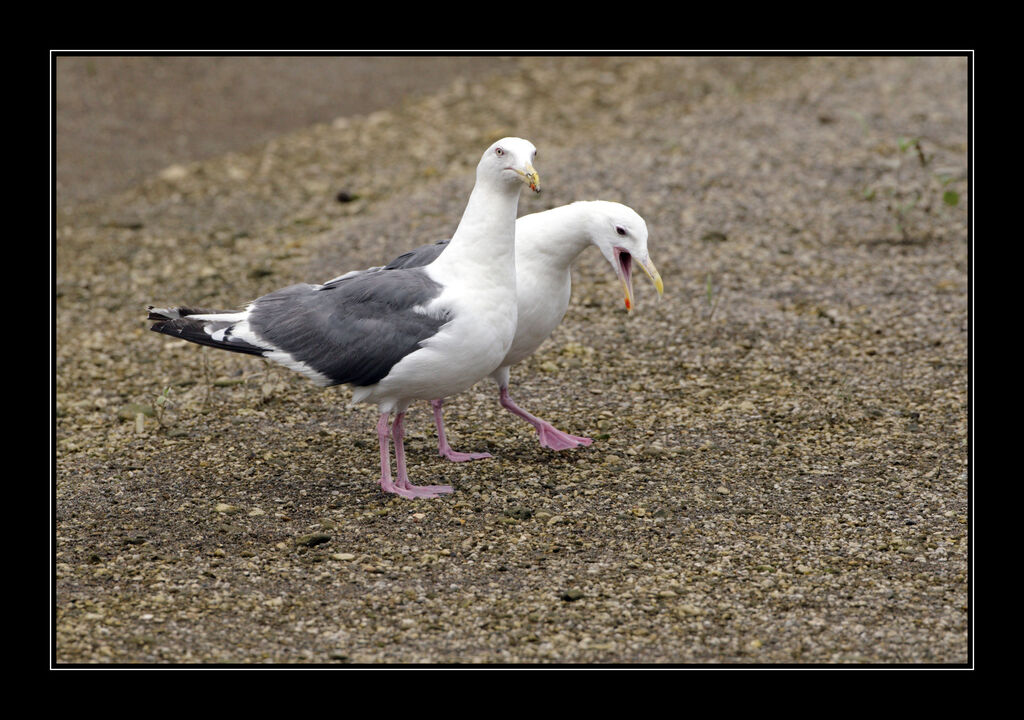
top-left (613, 246), bottom-right (664, 312)
top-left (641, 255), bottom-right (664, 296)
top-left (513, 164), bottom-right (541, 193)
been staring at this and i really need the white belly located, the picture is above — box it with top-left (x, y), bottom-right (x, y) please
top-left (501, 268), bottom-right (572, 369)
top-left (354, 280), bottom-right (517, 411)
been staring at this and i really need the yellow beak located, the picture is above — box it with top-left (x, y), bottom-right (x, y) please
top-left (641, 256), bottom-right (664, 297)
top-left (515, 164), bottom-right (541, 193)
top-left (615, 248), bottom-right (664, 313)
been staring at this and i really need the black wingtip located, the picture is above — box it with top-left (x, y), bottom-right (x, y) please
top-left (147, 305), bottom-right (224, 321)
top-left (148, 311), bottom-right (267, 357)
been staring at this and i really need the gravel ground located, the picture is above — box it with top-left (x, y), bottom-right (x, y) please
top-left (54, 55), bottom-right (971, 665)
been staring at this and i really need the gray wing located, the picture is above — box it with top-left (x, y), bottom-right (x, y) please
top-left (250, 267), bottom-right (450, 387)
top-left (322, 240), bottom-right (450, 286)
top-left (382, 241), bottom-right (449, 270)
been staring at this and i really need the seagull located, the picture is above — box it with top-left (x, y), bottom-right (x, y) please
top-left (325, 200), bottom-right (663, 461)
top-left (148, 137), bottom-right (541, 498)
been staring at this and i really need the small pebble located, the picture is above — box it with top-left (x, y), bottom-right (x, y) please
top-left (294, 533), bottom-right (331, 548)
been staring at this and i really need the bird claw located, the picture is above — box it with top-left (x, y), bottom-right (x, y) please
top-left (439, 449), bottom-right (493, 462)
top-left (536, 424), bottom-right (593, 451)
top-left (380, 479), bottom-right (453, 499)
top-left (397, 478), bottom-right (454, 498)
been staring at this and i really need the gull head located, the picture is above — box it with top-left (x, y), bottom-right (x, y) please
top-left (589, 201), bottom-right (663, 312)
top-left (479, 137), bottom-right (540, 193)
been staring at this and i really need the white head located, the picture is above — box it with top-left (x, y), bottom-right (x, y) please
top-left (478, 137), bottom-right (541, 193)
top-left (585, 201), bottom-right (664, 312)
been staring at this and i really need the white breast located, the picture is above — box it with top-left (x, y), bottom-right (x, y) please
top-left (362, 261), bottom-right (518, 409)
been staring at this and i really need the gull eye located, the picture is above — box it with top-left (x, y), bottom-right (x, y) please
top-left (615, 226), bottom-right (627, 236)
top-left (495, 147), bottom-right (505, 156)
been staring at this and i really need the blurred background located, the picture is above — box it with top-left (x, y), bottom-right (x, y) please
top-left (54, 55), bottom-right (519, 204)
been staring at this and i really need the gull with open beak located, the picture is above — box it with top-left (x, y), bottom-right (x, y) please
top-left (325, 200), bottom-right (662, 459)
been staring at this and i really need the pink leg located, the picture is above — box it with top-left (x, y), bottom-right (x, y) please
top-left (499, 387), bottom-right (593, 451)
top-left (393, 412), bottom-right (453, 498)
top-left (376, 412), bottom-right (450, 499)
top-left (432, 399), bottom-right (493, 462)
top-left (377, 412), bottom-right (411, 498)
